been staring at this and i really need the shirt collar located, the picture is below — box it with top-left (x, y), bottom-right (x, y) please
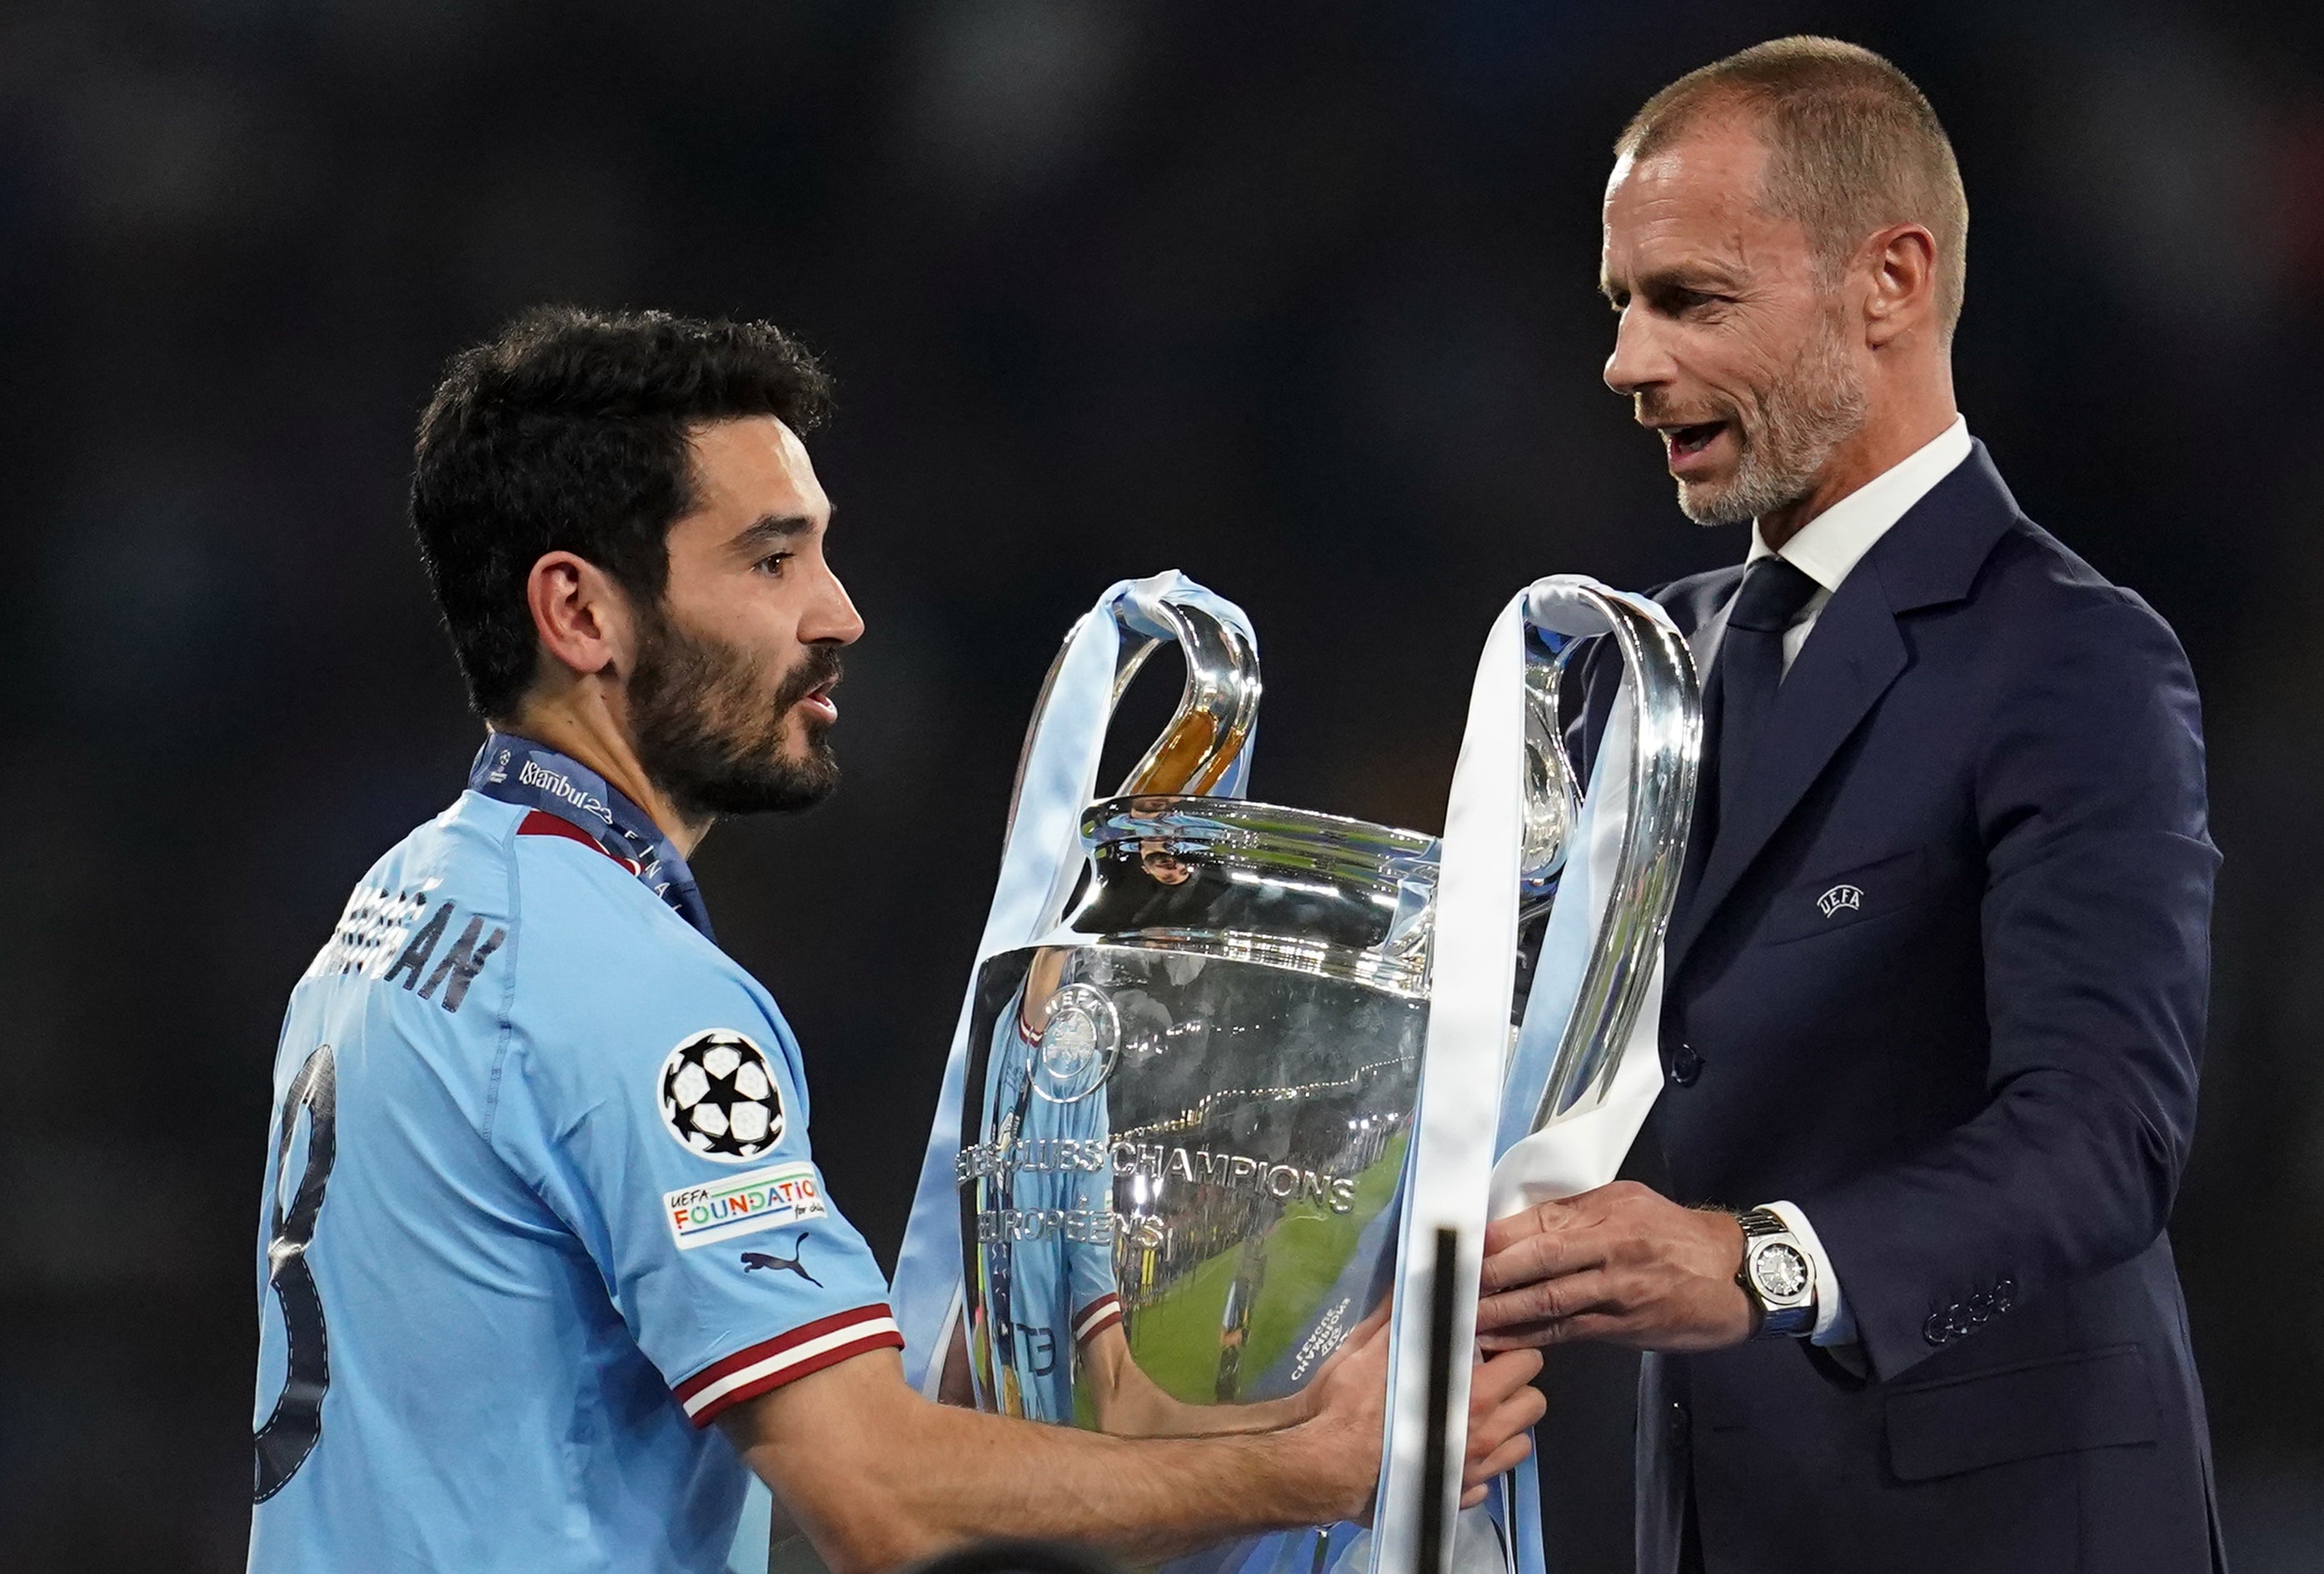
top-left (468, 732), bottom-right (716, 940)
top-left (1747, 415), bottom-right (1973, 592)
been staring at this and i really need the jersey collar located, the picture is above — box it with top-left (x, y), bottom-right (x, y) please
top-left (468, 733), bottom-right (715, 941)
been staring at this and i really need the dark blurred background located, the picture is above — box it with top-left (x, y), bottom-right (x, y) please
top-left (2, 2), bottom-right (2319, 1569)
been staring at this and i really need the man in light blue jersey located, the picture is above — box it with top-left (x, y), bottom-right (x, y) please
top-left (247, 306), bottom-right (1543, 1574)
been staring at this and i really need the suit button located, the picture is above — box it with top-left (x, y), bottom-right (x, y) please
top-left (1669, 1044), bottom-right (1703, 1087)
top-left (1666, 1401), bottom-right (1688, 1443)
top-left (1923, 1312), bottom-right (1951, 1346)
top-left (1994, 1278), bottom-right (2016, 1312)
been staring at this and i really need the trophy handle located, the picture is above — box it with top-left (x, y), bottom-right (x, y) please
top-left (1007, 595), bottom-right (1262, 825)
top-left (1518, 652), bottom-right (1583, 912)
top-left (1110, 600), bottom-right (1261, 794)
top-left (1523, 584), bottom-right (1701, 1129)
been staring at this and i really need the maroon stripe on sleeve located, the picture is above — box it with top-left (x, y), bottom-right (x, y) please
top-left (1072, 1293), bottom-right (1125, 1345)
top-left (674, 1305), bottom-right (904, 1425)
top-left (684, 1329), bottom-right (906, 1427)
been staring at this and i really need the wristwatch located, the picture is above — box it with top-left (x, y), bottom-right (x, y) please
top-left (1735, 1208), bottom-right (1818, 1338)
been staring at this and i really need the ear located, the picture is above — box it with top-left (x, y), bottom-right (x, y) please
top-left (1863, 222), bottom-right (1939, 349)
top-left (525, 550), bottom-right (641, 685)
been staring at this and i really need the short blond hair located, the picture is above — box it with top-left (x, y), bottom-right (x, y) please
top-left (1619, 37), bottom-right (1969, 340)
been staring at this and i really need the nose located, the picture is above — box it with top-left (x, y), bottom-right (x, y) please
top-left (1603, 302), bottom-right (1672, 401)
top-left (805, 560), bottom-right (865, 646)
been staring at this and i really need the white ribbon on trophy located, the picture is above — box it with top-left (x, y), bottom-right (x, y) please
top-left (891, 570), bottom-right (1258, 1396)
top-left (1374, 575), bottom-right (1693, 1574)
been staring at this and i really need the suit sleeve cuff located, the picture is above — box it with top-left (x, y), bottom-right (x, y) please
top-left (1763, 1201), bottom-right (1858, 1346)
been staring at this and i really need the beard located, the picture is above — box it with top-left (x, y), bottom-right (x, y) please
top-left (628, 607), bottom-right (842, 822)
top-left (1663, 308), bottom-right (1869, 527)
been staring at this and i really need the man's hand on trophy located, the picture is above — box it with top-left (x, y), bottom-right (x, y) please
top-left (1461, 1346), bottom-right (1547, 1505)
top-left (1294, 1299), bottom-right (1394, 1421)
top-left (1472, 1180), bottom-right (1753, 1353)
top-left (1282, 1307), bottom-right (1543, 1522)
top-left (1290, 1303), bottom-right (1393, 1524)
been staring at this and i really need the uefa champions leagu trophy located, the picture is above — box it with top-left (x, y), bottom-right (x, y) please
top-left (894, 571), bottom-right (1699, 1574)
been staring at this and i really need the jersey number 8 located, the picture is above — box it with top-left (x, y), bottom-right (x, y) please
top-left (254, 1044), bottom-right (337, 1503)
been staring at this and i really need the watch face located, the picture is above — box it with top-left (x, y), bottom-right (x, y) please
top-left (1752, 1242), bottom-right (1811, 1302)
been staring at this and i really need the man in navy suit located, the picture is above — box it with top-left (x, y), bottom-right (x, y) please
top-left (1474, 38), bottom-right (2223, 1572)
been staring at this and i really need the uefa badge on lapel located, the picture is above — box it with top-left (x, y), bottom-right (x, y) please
top-left (1818, 883), bottom-right (1864, 919)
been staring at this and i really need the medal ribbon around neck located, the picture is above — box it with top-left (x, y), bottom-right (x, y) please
top-left (469, 733), bottom-right (716, 942)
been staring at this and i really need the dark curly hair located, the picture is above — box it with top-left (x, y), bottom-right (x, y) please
top-left (410, 306), bottom-right (833, 719)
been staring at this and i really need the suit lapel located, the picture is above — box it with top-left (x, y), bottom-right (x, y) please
top-left (1660, 441), bottom-right (2022, 977)
top-left (1688, 577), bottom-right (1737, 673)
top-left (1665, 573), bottom-right (1907, 974)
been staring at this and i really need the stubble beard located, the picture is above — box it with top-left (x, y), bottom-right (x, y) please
top-left (1673, 310), bottom-right (1869, 528)
top-left (628, 606), bottom-right (842, 823)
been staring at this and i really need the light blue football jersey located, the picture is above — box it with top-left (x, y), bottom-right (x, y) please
top-left (974, 994), bottom-right (1120, 1422)
top-left (247, 775), bottom-right (900, 1574)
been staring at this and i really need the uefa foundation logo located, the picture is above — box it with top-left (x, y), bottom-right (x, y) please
top-left (658, 1029), bottom-right (786, 1161)
top-left (1033, 984), bottom-right (1120, 1103)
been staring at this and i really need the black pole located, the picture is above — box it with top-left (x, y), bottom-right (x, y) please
top-left (1416, 1225), bottom-right (1459, 1574)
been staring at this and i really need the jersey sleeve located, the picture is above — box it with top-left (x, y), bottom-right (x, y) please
top-left (1002, 1011), bottom-right (1123, 1346)
top-left (493, 854), bottom-right (900, 1426)
top-left (1063, 1088), bottom-right (1122, 1344)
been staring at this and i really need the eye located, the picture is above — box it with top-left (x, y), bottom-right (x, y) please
top-left (753, 551), bottom-right (793, 577)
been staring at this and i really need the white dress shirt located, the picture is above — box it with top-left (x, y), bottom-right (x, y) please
top-left (1728, 414), bottom-right (1972, 1343)
top-left (1748, 415), bottom-right (1973, 674)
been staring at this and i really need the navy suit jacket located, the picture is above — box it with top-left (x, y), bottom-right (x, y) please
top-left (1565, 446), bottom-right (2224, 1572)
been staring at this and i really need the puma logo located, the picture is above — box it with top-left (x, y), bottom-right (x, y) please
top-left (741, 1246), bottom-right (821, 1287)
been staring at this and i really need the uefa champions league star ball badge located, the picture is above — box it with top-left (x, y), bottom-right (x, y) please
top-left (658, 1030), bottom-right (786, 1162)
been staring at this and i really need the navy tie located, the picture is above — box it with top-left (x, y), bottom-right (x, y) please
top-left (1697, 554), bottom-right (1822, 868)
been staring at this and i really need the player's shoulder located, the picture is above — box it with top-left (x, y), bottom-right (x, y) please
top-left (495, 810), bottom-right (814, 1163)
top-left (496, 801), bottom-right (801, 1069)
top-left (504, 808), bottom-right (756, 999)
top-left (302, 791), bottom-right (523, 1012)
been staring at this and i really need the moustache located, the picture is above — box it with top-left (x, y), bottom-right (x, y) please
top-left (775, 648), bottom-right (845, 715)
top-left (1635, 392), bottom-right (1738, 427)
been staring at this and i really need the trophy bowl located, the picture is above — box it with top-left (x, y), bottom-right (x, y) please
top-left (957, 794), bottom-right (1440, 1427)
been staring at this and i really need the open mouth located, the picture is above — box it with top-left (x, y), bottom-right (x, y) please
top-left (1663, 421), bottom-right (1727, 459)
top-left (799, 679), bottom-right (839, 723)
